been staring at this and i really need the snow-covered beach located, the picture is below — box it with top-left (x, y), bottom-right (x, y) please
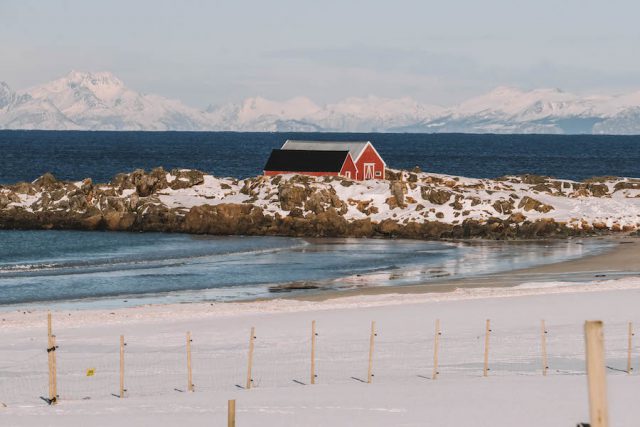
top-left (1, 238), bottom-right (639, 426)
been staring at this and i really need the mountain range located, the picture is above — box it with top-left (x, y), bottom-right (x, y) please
top-left (2, 71), bottom-right (640, 134)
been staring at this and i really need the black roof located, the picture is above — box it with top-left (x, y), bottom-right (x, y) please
top-left (264, 149), bottom-right (349, 172)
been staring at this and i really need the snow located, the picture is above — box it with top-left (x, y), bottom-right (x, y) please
top-left (6, 169), bottom-right (640, 232)
top-left (2, 277), bottom-right (640, 425)
top-left (5, 71), bottom-right (640, 132)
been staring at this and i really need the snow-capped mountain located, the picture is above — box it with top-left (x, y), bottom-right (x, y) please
top-left (2, 71), bottom-right (640, 134)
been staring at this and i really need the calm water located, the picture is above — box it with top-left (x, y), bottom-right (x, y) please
top-left (0, 131), bottom-right (632, 307)
top-left (0, 230), bottom-right (606, 308)
top-left (0, 131), bottom-right (639, 183)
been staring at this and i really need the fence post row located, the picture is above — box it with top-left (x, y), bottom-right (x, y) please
top-left (32, 314), bottom-right (629, 423)
top-left (187, 331), bottom-right (194, 392)
top-left (483, 319), bottom-right (491, 377)
top-left (584, 321), bottom-right (609, 427)
top-left (367, 321), bottom-right (376, 384)
top-left (119, 335), bottom-right (126, 398)
top-left (541, 320), bottom-right (548, 376)
top-left (246, 327), bottom-right (256, 390)
top-left (310, 320), bottom-right (317, 385)
top-left (432, 319), bottom-right (441, 380)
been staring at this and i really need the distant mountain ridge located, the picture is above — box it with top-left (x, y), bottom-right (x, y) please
top-left (2, 71), bottom-right (640, 134)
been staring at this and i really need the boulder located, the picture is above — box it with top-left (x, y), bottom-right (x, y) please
top-left (168, 169), bottom-right (205, 190)
top-left (421, 187), bottom-right (452, 205)
top-left (492, 199), bottom-right (514, 214)
top-left (184, 204), bottom-right (265, 234)
top-left (33, 173), bottom-right (59, 191)
top-left (518, 196), bottom-right (554, 213)
top-left (278, 184), bottom-right (309, 210)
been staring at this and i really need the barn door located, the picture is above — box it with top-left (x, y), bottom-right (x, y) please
top-left (364, 163), bottom-right (375, 180)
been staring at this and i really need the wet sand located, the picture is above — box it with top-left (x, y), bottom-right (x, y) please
top-left (296, 235), bottom-right (640, 301)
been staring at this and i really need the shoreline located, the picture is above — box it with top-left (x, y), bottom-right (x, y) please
top-left (0, 234), bottom-right (638, 323)
top-left (293, 234), bottom-right (640, 302)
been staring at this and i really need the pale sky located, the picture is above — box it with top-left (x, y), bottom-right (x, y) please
top-left (1, 0), bottom-right (639, 108)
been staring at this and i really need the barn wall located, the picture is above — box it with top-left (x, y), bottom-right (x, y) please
top-left (355, 145), bottom-right (385, 180)
top-left (339, 154), bottom-right (358, 180)
top-left (264, 171), bottom-right (340, 177)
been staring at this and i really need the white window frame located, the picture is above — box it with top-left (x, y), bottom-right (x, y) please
top-left (344, 171), bottom-right (351, 179)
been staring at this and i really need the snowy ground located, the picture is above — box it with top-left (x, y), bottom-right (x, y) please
top-left (2, 277), bottom-right (640, 426)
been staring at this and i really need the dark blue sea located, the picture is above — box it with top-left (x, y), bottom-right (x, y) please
top-left (0, 130), bottom-right (634, 308)
top-left (0, 130), bottom-right (639, 183)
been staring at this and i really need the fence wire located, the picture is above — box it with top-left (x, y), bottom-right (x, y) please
top-left (0, 319), bottom-right (637, 405)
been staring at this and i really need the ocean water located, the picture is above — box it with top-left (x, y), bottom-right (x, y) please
top-left (0, 131), bottom-right (632, 307)
top-left (0, 230), bottom-right (606, 308)
top-left (1, 130), bottom-right (639, 183)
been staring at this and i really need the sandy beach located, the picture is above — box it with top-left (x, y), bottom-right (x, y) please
top-left (295, 234), bottom-right (640, 301)
top-left (0, 234), bottom-right (639, 427)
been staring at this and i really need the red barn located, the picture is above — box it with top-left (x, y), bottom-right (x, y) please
top-left (263, 140), bottom-right (386, 181)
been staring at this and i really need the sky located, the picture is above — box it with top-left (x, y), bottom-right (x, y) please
top-left (1, 0), bottom-right (639, 109)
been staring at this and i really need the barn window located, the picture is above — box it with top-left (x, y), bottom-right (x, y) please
top-left (375, 171), bottom-right (381, 177)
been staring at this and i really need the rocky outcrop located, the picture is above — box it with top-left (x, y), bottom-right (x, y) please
top-left (0, 168), bottom-right (638, 240)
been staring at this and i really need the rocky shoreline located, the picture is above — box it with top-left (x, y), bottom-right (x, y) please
top-left (1, 168), bottom-right (639, 240)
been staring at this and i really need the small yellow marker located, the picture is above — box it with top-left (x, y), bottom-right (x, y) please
top-left (86, 368), bottom-right (96, 377)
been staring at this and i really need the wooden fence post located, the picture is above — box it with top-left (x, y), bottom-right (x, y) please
top-left (47, 313), bottom-right (53, 403)
top-left (246, 327), bottom-right (255, 390)
top-left (367, 321), bottom-right (376, 384)
top-left (432, 319), bottom-right (441, 380)
top-left (541, 320), bottom-right (548, 376)
top-left (584, 321), bottom-right (609, 427)
top-left (310, 320), bottom-right (317, 385)
top-left (186, 331), bottom-right (194, 392)
top-left (627, 322), bottom-right (633, 375)
top-left (483, 319), bottom-right (491, 377)
top-left (51, 335), bottom-right (57, 403)
top-left (228, 399), bottom-right (236, 427)
top-left (119, 335), bottom-right (125, 398)
top-left (46, 313), bottom-right (58, 405)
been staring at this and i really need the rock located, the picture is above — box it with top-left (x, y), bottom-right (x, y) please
top-left (588, 184), bottom-right (609, 197)
top-left (518, 196), bottom-right (554, 213)
top-left (0, 194), bottom-right (9, 209)
top-left (519, 175), bottom-right (550, 185)
top-left (33, 173), bottom-right (59, 190)
top-left (288, 208), bottom-right (304, 218)
top-left (390, 181), bottom-right (406, 207)
top-left (184, 204), bottom-right (265, 234)
top-left (492, 199), bottom-right (514, 214)
top-left (614, 181), bottom-right (640, 191)
top-left (12, 182), bottom-right (35, 195)
top-left (385, 197), bottom-right (399, 209)
top-left (169, 169), bottom-right (204, 190)
top-left (278, 184), bottom-right (309, 211)
top-left (385, 169), bottom-right (402, 181)
top-left (304, 189), bottom-right (346, 215)
top-left (592, 221), bottom-right (608, 230)
top-left (509, 212), bottom-right (526, 223)
top-left (104, 211), bottom-right (136, 231)
top-left (531, 184), bottom-right (552, 193)
top-left (421, 188), bottom-right (452, 205)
